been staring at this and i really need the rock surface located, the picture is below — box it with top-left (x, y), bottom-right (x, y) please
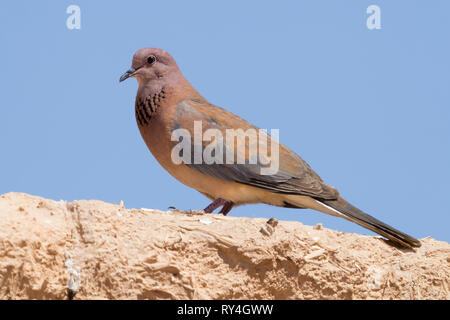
top-left (0, 192), bottom-right (448, 300)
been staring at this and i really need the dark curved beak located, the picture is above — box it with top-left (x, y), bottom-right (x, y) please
top-left (119, 67), bottom-right (136, 82)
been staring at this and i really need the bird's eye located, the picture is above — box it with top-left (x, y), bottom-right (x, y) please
top-left (147, 55), bottom-right (156, 64)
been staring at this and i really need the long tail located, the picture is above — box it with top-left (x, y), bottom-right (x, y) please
top-left (321, 197), bottom-right (421, 248)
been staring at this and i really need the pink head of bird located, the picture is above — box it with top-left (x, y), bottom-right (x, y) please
top-left (120, 48), bottom-right (180, 85)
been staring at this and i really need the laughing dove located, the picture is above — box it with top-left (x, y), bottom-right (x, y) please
top-left (120, 48), bottom-right (421, 248)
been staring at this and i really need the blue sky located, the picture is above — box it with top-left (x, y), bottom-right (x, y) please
top-left (1, 1), bottom-right (449, 242)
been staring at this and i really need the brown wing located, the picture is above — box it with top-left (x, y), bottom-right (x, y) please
top-left (170, 98), bottom-right (339, 200)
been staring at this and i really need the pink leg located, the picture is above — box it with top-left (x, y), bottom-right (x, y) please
top-left (219, 201), bottom-right (234, 216)
top-left (204, 198), bottom-right (226, 213)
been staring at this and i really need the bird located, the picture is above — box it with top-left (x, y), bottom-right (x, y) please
top-left (120, 48), bottom-right (421, 248)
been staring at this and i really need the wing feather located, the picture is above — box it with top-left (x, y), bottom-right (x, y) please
top-left (171, 99), bottom-right (339, 200)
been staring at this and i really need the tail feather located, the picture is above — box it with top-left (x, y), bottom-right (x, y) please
top-left (322, 197), bottom-right (421, 248)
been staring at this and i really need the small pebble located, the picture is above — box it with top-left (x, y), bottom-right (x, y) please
top-left (199, 219), bottom-right (213, 225)
top-left (267, 217), bottom-right (278, 227)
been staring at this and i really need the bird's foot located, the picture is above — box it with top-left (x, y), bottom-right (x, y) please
top-left (203, 198), bottom-right (226, 213)
top-left (204, 198), bottom-right (234, 216)
top-left (219, 201), bottom-right (234, 216)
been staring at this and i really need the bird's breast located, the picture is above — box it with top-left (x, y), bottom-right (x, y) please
top-left (134, 89), bottom-right (167, 127)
